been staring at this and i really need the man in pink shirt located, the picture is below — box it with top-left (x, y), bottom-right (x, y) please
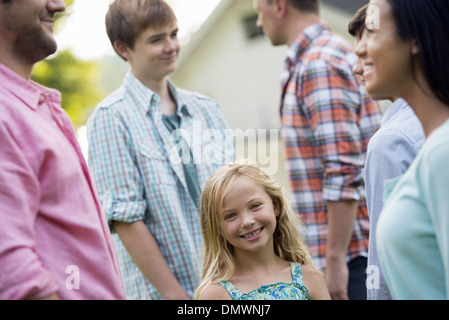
top-left (0, 0), bottom-right (125, 299)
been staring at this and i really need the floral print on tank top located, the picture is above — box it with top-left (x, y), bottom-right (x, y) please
top-left (219, 262), bottom-right (310, 300)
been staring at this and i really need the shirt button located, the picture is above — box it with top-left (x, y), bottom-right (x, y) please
top-left (39, 94), bottom-right (45, 103)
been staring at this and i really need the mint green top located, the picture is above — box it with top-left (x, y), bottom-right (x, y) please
top-left (219, 262), bottom-right (310, 300)
top-left (377, 119), bottom-right (449, 299)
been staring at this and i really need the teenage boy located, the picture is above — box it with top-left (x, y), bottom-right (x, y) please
top-left (87, 0), bottom-right (233, 300)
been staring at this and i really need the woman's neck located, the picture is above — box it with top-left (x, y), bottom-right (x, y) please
top-left (403, 87), bottom-right (449, 138)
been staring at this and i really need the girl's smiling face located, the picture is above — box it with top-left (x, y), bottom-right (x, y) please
top-left (221, 175), bottom-right (279, 255)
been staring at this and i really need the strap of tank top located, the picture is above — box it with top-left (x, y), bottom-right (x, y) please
top-left (218, 280), bottom-right (242, 299)
top-left (290, 262), bottom-right (304, 285)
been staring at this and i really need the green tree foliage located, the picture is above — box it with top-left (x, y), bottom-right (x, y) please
top-left (31, 0), bottom-right (105, 128)
top-left (32, 50), bottom-right (105, 128)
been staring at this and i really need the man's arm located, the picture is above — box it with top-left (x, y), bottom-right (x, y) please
top-left (0, 121), bottom-right (59, 299)
top-left (325, 200), bottom-right (358, 300)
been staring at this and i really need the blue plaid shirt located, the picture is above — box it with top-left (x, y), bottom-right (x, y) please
top-left (87, 72), bottom-right (233, 299)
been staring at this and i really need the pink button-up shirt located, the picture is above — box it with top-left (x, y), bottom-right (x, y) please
top-left (0, 64), bottom-right (125, 300)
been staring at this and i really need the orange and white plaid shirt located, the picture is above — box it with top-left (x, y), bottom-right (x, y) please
top-left (280, 23), bottom-right (382, 269)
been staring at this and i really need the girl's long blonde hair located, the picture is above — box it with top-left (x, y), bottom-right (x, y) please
top-left (194, 161), bottom-right (319, 299)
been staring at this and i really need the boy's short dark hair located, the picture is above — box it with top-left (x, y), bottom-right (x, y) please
top-left (106, 0), bottom-right (177, 59)
top-left (348, 4), bottom-right (369, 39)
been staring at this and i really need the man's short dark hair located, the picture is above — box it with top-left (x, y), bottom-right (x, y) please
top-left (267, 0), bottom-right (320, 14)
top-left (289, 0), bottom-right (319, 13)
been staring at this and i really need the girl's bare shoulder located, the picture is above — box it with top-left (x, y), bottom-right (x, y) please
top-left (301, 264), bottom-right (331, 300)
top-left (196, 282), bottom-right (232, 300)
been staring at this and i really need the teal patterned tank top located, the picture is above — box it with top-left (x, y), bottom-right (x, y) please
top-left (218, 262), bottom-right (310, 300)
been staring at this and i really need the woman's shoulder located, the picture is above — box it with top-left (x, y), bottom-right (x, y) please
top-left (196, 282), bottom-right (232, 300)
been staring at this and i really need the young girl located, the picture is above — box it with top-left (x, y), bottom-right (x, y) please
top-left (359, 0), bottom-right (449, 299)
top-left (195, 162), bottom-right (330, 300)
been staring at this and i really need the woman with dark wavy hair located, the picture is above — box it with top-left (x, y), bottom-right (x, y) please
top-left (359, 0), bottom-right (449, 299)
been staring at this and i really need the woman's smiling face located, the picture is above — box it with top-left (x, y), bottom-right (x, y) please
top-left (360, 0), bottom-right (417, 101)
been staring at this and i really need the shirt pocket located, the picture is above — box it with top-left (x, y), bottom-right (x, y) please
top-left (383, 175), bottom-right (403, 204)
top-left (139, 144), bottom-right (176, 185)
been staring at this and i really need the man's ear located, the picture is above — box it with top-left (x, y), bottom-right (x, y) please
top-left (273, 0), bottom-right (288, 18)
top-left (113, 40), bottom-right (131, 61)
